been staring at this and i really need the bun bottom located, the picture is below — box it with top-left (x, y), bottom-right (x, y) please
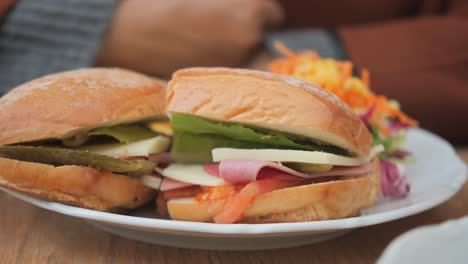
top-left (0, 157), bottom-right (156, 212)
top-left (167, 158), bottom-right (380, 223)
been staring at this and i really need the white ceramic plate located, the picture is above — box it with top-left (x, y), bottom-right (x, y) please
top-left (1, 129), bottom-right (467, 250)
top-left (378, 216), bottom-right (468, 264)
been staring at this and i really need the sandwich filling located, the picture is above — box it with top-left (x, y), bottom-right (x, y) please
top-left (0, 121), bottom-right (171, 178)
top-left (158, 114), bottom-right (381, 223)
top-left (170, 113), bottom-right (350, 163)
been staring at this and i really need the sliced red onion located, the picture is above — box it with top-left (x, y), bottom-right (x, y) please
top-left (380, 159), bottom-right (410, 198)
top-left (388, 121), bottom-right (411, 133)
top-left (160, 177), bottom-right (194, 192)
top-left (147, 152), bottom-right (173, 166)
top-left (153, 166), bottom-right (163, 175)
top-left (359, 103), bottom-right (376, 131)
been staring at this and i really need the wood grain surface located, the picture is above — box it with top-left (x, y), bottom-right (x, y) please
top-left (0, 149), bottom-right (466, 264)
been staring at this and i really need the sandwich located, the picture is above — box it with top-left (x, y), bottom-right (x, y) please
top-left (158, 67), bottom-right (382, 224)
top-left (0, 68), bottom-right (170, 212)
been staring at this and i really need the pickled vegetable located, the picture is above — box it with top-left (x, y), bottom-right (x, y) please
top-left (0, 146), bottom-right (155, 176)
top-left (285, 163), bottom-right (333, 173)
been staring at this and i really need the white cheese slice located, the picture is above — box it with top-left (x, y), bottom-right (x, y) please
top-left (161, 164), bottom-right (226, 186)
top-left (212, 145), bottom-right (383, 166)
top-left (78, 136), bottom-right (170, 158)
top-left (141, 175), bottom-right (162, 190)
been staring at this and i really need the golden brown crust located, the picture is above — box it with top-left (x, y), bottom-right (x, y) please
top-left (0, 68), bottom-right (166, 145)
top-left (0, 157), bottom-right (156, 212)
top-left (167, 158), bottom-right (380, 223)
top-left (166, 67), bottom-right (372, 157)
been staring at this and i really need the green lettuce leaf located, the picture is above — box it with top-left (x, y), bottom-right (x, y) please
top-left (372, 124), bottom-right (407, 158)
top-left (171, 114), bottom-right (348, 163)
top-left (172, 131), bottom-right (285, 163)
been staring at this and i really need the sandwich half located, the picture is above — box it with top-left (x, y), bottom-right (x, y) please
top-left (159, 67), bottom-right (381, 224)
top-left (0, 68), bottom-right (170, 212)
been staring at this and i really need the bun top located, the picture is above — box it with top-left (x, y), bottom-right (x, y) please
top-left (0, 68), bottom-right (166, 145)
top-left (166, 67), bottom-right (372, 157)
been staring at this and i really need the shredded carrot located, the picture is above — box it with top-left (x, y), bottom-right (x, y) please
top-left (213, 179), bottom-right (301, 224)
top-left (361, 69), bottom-right (370, 87)
top-left (268, 42), bottom-right (417, 137)
top-left (340, 61), bottom-right (353, 82)
top-left (377, 120), bottom-right (392, 137)
top-left (195, 185), bottom-right (238, 204)
top-left (302, 51), bottom-right (319, 60)
top-left (274, 41), bottom-right (297, 59)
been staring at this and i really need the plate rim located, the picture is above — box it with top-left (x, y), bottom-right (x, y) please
top-left (1, 128), bottom-right (467, 235)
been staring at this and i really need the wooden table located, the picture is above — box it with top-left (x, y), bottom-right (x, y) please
top-left (0, 148), bottom-right (466, 263)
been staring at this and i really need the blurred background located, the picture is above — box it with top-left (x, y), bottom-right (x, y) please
top-left (0, 0), bottom-right (466, 144)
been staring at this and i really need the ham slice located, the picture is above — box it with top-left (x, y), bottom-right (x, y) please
top-left (162, 159), bottom-right (372, 191)
top-left (205, 159), bottom-right (373, 184)
top-left (205, 160), bottom-right (308, 184)
top-left (160, 177), bottom-right (194, 192)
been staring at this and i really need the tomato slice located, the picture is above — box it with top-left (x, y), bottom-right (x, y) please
top-left (213, 179), bottom-right (301, 224)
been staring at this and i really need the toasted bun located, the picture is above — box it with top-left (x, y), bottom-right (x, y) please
top-left (167, 158), bottom-right (380, 223)
top-left (0, 157), bottom-right (155, 212)
top-left (167, 67), bottom-right (372, 157)
top-left (0, 68), bottom-right (166, 145)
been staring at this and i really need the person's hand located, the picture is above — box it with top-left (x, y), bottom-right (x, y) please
top-left (0, 0), bottom-right (16, 16)
top-left (97, 0), bottom-right (283, 77)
